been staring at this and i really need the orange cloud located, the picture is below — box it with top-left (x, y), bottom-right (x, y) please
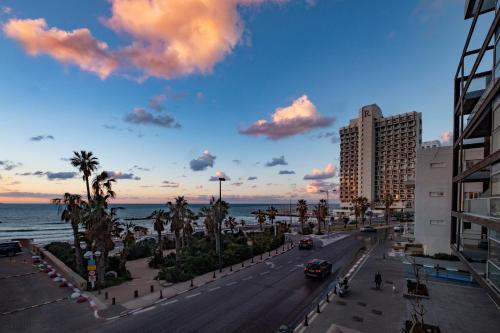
top-left (240, 95), bottom-right (335, 139)
top-left (303, 163), bottom-right (336, 180)
top-left (440, 131), bottom-right (452, 144)
top-left (3, 18), bottom-right (118, 79)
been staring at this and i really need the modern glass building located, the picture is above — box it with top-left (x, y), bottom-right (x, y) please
top-left (451, 0), bottom-right (500, 304)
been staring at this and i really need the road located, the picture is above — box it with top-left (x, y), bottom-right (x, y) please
top-left (94, 232), bottom-right (371, 333)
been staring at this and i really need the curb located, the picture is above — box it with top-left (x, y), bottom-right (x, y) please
top-left (103, 243), bottom-right (295, 321)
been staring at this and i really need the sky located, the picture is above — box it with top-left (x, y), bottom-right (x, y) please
top-left (0, 0), bottom-right (489, 204)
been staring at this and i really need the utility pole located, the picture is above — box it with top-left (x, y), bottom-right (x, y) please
top-left (218, 177), bottom-right (225, 273)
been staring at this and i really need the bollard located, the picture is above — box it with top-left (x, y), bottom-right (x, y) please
top-left (282, 244), bottom-right (285, 252)
top-left (150, 285), bottom-right (154, 293)
top-left (260, 254), bottom-right (263, 260)
top-left (134, 290), bottom-right (138, 298)
top-left (268, 251), bottom-right (271, 257)
top-left (304, 314), bottom-right (309, 327)
top-left (251, 257), bottom-right (254, 263)
top-left (317, 304), bottom-right (321, 313)
top-left (160, 290), bottom-right (163, 299)
top-left (241, 262), bottom-right (244, 268)
top-left (105, 291), bottom-right (108, 300)
top-left (326, 293), bottom-right (330, 303)
top-left (112, 297), bottom-right (116, 305)
top-left (190, 279), bottom-right (194, 288)
top-left (230, 265), bottom-right (233, 272)
top-left (213, 271), bottom-right (216, 279)
top-left (275, 248), bottom-right (278, 254)
top-left (98, 289), bottom-right (101, 295)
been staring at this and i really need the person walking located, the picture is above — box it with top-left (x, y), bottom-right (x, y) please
top-left (374, 271), bottom-right (382, 290)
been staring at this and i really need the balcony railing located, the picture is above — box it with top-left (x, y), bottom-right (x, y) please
top-left (464, 197), bottom-right (500, 218)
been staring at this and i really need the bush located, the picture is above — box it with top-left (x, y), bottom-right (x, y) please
top-left (45, 242), bottom-right (76, 272)
top-left (148, 252), bottom-right (176, 269)
top-left (158, 266), bottom-right (193, 283)
top-left (127, 242), bottom-right (153, 260)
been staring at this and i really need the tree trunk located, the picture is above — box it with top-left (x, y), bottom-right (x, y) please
top-left (72, 224), bottom-right (84, 276)
top-left (96, 245), bottom-right (106, 288)
top-left (85, 176), bottom-right (91, 202)
top-left (174, 232), bottom-right (180, 263)
top-left (157, 230), bottom-right (163, 258)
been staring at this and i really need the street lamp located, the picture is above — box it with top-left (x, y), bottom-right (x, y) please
top-left (218, 177), bottom-right (226, 273)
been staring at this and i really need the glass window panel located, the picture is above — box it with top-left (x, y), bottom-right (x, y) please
top-left (487, 262), bottom-right (500, 292)
top-left (492, 128), bottom-right (500, 152)
top-left (495, 105), bottom-right (500, 130)
top-left (492, 173), bottom-right (500, 196)
top-left (489, 238), bottom-right (500, 266)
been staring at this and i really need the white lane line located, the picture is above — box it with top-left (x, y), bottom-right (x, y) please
top-left (289, 268), bottom-right (296, 272)
top-left (132, 306), bottom-right (155, 315)
top-left (208, 286), bottom-right (221, 292)
top-left (260, 271), bottom-right (270, 275)
top-left (242, 276), bottom-right (253, 281)
top-left (226, 281), bottom-right (237, 286)
top-left (161, 299), bottom-right (179, 306)
top-left (186, 292), bottom-right (201, 299)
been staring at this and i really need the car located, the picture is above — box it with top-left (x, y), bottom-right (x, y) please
top-left (360, 226), bottom-right (376, 233)
top-left (394, 224), bottom-right (404, 232)
top-left (304, 259), bottom-right (332, 279)
top-left (0, 240), bottom-right (22, 257)
top-left (298, 237), bottom-right (314, 250)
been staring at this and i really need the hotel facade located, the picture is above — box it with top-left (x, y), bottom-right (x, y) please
top-left (339, 104), bottom-right (422, 210)
top-left (451, 0), bottom-right (500, 303)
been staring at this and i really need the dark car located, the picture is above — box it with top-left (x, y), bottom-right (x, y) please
top-left (0, 240), bottom-right (22, 257)
top-left (304, 259), bottom-right (332, 279)
top-left (298, 237), bottom-right (314, 250)
top-left (360, 226), bottom-right (376, 233)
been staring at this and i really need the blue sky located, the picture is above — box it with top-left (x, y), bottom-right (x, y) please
top-left (0, 0), bottom-right (482, 203)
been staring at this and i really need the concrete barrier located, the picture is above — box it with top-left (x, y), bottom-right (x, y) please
top-left (32, 244), bottom-right (87, 290)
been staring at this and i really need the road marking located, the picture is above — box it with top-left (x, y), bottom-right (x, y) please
top-left (265, 261), bottom-right (275, 269)
top-left (161, 299), bottom-right (179, 306)
top-left (260, 271), bottom-right (270, 275)
top-left (208, 286), bottom-right (221, 292)
top-left (289, 268), bottom-right (297, 272)
top-left (242, 276), bottom-right (253, 281)
top-left (226, 281), bottom-right (237, 286)
top-left (186, 292), bottom-right (201, 299)
top-left (132, 306), bottom-right (155, 315)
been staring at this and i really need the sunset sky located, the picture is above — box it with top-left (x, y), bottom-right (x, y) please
top-left (0, 0), bottom-right (484, 203)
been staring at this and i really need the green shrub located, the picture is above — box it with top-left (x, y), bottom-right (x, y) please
top-left (158, 266), bottom-right (193, 283)
top-left (127, 242), bottom-right (153, 260)
top-left (148, 252), bottom-right (176, 268)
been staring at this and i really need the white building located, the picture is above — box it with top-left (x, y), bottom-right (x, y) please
top-left (414, 145), bottom-right (453, 255)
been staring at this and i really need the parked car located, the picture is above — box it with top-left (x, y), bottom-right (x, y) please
top-left (393, 224), bottom-right (404, 232)
top-left (298, 237), bottom-right (314, 250)
top-left (0, 240), bottom-right (22, 257)
top-left (360, 226), bottom-right (376, 233)
top-left (304, 259), bottom-right (332, 279)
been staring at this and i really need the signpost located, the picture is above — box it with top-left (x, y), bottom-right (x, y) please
top-left (87, 257), bottom-right (97, 289)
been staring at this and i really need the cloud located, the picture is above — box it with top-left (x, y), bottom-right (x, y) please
top-left (265, 156), bottom-right (287, 167)
top-left (231, 182), bottom-right (243, 186)
top-left (106, 171), bottom-right (141, 180)
top-left (148, 94), bottom-right (166, 112)
top-left (0, 160), bottom-right (22, 171)
top-left (0, 191), bottom-right (61, 199)
top-left (46, 171), bottom-right (77, 180)
top-left (131, 165), bottom-right (150, 172)
top-left (412, 0), bottom-right (456, 24)
top-left (209, 170), bottom-right (230, 181)
top-left (279, 170), bottom-right (295, 175)
top-left (306, 180), bottom-right (336, 193)
top-left (314, 131), bottom-right (339, 143)
top-left (16, 171), bottom-right (45, 177)
top-left (190, 150), bottom-right (216, 171)
top-left (240, 95), bottom-right (334, 140)
top-left (247, 176), bottom-right (258, 181)
top-left (3, 18), bottom-right (118, 79)
top-left (124, 108), bottom-right (180, 128)
top-left (303, 163), bottom-right (336, 180)
top-left (29, 134), bottom-right (54, 141)
top-left (232, 159), bottom-right (242, 165)
top-left (161, 180), bottom-right (180, 188)
top-left (305, 0), bottom-right (318, 7)
top-left (440, 131), bottom-right (452, 144)
top-left (1, 6), bottom-right (12, 14)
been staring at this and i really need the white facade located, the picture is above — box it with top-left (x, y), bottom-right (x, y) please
top-left (414, 146), bottom-right (453, 255)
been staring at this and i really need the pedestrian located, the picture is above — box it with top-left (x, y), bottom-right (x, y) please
top-left (374, 271), bottom-right (382, 290)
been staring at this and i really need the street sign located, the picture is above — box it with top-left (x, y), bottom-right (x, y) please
top-left (88, 259), bottom-right (96, 266)
top-left (88, 270), bottom-right (96, 276)
top-left (88, 275), bottom-right (96, 282)
top-left (87, 265), bottom-right (97, 271)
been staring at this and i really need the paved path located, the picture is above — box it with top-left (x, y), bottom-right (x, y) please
top-left (92, 233), bottom-right (365, 333)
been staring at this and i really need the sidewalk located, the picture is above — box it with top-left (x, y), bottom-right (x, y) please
top-left (304, 240), bottom-right (500, 333)
top-left (93, 243), bottom-right (294, 318)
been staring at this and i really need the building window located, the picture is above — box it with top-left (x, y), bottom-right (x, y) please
top-left (463, 222), bottom-right (472, 229)
top-left (429, 220), bottom-right (445, 225)
top-left (429, 191), bottom-right (444, 197)
top-left (430, 162), bottom-right (446, 168)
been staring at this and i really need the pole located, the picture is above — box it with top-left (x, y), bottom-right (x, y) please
top-left (219, 179), bottom-right (223, 273)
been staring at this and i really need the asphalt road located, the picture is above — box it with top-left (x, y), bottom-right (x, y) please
top-left (94, 232), bottom-right (370, 333)
top-left (0, 250), bottom-right (95, 333)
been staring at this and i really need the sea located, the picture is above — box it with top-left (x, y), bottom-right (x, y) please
top-left (0, 203), bottom-right (312, 244)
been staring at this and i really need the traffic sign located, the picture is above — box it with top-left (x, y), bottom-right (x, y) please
top-left (87, 265), bottom-right (97, 271)
top-left (88, 275), bottom-right (96, 282)
top-left (88, 270), bottom-right (96, 276)
top-left (88, 259), bottom-right (96, 266)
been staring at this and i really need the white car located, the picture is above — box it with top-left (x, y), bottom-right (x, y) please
top-left (393, 225), bottom-right (404, 232)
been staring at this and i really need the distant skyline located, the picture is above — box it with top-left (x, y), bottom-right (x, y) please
top-left (0, 0), bottom-right (479, 203)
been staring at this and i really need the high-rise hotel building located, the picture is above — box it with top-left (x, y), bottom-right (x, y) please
top-left (451, 0), bottom-right (500, 304)
top-left (339, 104), bottom-right (422, 210)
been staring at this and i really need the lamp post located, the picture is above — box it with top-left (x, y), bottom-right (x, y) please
top-left (218, 177), bottom-right (226, 273)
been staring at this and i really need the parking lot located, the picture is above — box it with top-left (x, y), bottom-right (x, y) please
top-left (0, 250), bottom-right (97, 333)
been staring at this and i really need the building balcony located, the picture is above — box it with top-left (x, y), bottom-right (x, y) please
top-left (464, 197), bottom-right (500, 219)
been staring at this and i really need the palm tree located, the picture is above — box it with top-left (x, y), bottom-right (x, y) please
top-left (91, 171), bottom-right (116, 200)
top-left (296, 199), bottom-right (309, 234)
top-left (71, 151), bottom-right (99, 202)
top-left (150, 209), bottom-right (167, 257)
top-left (255, 209), bottom-right (266, 231)
top-left (313, 200), bottom-right (327, 235)
top-left (117, 222), bottom-right (135, 273)
top-left (352, 196), bottom-right (369, 228)
top-left (225, 216), bottom-right (237, 233)
top-left (52, 193), bottom-right (85, 275)
top-left (267, 206), bottom-right (278, 226)
top-left (200, 205), bottom-right (215, 239)
top-left (381, 193), bottom-right (394, 225)
top-left (166, 196), bottom-right (192, 261)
